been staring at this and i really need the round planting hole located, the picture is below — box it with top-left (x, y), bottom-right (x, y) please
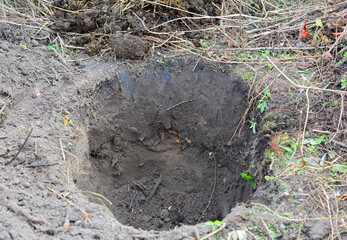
top-left (74, 63), bottom-right (265, 231)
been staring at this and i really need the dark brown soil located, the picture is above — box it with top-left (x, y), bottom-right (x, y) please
top-left (73, 63), bottom-right (266, 230)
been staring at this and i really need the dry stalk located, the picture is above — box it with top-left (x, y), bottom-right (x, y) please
top-left (267, 56), bottom-right (346, 95)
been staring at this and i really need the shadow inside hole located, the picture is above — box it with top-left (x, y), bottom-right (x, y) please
top-left (73, 62), bottom-right (265, 231)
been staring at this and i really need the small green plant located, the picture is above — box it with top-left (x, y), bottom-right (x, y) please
top-left (205, 220), bottom-right (223, 239)
top-left (21, 44), bottom-right (30, 50)
top-left (241, 173), bottom-right (257, 189)
top-left (341, 75), bottom-right (346, 89)
top-left (249, 119), bottom-right (257, 134)
top-left (257, 89), bottom-right (271, 113)
top-left (48, 44), bottom-right (59, 52)
top-left (200, 39), bottom-right (208, 47)
top-left (156, 59), bottom-right (164, 64)
top-left (335, 51), bottom-right (347, 67)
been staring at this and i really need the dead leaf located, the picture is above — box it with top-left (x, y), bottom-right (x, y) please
top-left (338, 194), bottom-right (347, 201)
top-left (324, 51), bottom-right (333, 61)
top-left (62, 118), bottom-right (69, 125)
top-left (63, 225), bottom-right (69, 230)
top-left (185, 138), bottom-right (191, 144)
top-left (298, 20), bottom-right (312, 41)
top-left (332, 32), bottom-right (343, 40)
top-left (168, 205), bottom-right (172, 210)
top-left (326, 0), bottom-right (342, 4)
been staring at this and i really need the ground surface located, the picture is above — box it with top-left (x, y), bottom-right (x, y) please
top-left (0, 1), bottom-right (347, 240)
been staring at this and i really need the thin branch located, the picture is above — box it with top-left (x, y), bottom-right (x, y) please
top-left (266, 56), bottom-right (347, 95)
top-left (5, 128), bottom-right (33, 166)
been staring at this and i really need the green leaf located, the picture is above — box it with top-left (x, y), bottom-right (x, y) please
top-left (205, 221), bottom-right (214, 226)
top-left (48, 45), bottom-right (54, 50)
top-left (316, 18), bottom-right (323, 28)
top-left (332, 165), bottom-right (347, 173)
top-left (214, 220), bottom-right (223, 226)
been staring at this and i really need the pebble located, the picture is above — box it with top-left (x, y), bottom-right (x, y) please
top-left (0, 44), bottom-right (9, 51)
top-left (0, 231), bottom-right (11, 240)
top-left (138, 197), bottom-right (145, 205)
top-left (31, 40), bottom-right (39, 47)
top-left (22, 182), bottom-right (30, 188)
top-left (160, 209), bottom-right (169, 219)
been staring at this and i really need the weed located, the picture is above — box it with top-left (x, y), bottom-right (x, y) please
top-left (200, 39), bottom-right (208, 47)
top-left (156, 59), bottom-right (164, 64)
top-left (258, 100), bottom-right (267, 113)
top-left (341, 75), bottom-right (346, 89)
top-left (241, 173), bottom-right (257, 189)
top-left (257, 89), bottom-right (271, 113)
top-left (20, 43), bottom-right (30, 50)
top-left (335, 51), bottom-right (347, 67)
top-left (249, 119), bottom-right (257, 134)
top-left (205, 220), bottom-right (223, 239)
top-left (48, 44), bottom-right (59, 52)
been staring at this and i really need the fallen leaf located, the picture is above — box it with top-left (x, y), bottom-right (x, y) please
top-left (316, 18), bottom-right (323, 28)
top-left (324, 51), bottom-right (333, 60)
top-left (223, 178), bottom-right (227, 184)
top-left (298, 20), bottom-right (312, 41)
top-left (189, 237), bottom-right (196, 240)
top-left (63, 225), bottom-right (69, 230)
top-left (332, 32), bottom-right (343, 40)
top-left (168, 205), bottom-right (172, 210)
top-left (226, 50), bottom-right (232, 54)
top-left (185, 138), bottom-right (191, 144)
top-left (339, 194), bottom-right (347, 201)
top-left (62, 118), bottom-right (69, 125)
top-left (326, 0), bottom-right (342, 4)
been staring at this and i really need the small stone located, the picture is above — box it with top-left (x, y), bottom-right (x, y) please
top-left (31, 40), bottom-right (39, 46)
top-left (156, 220), bottom-right (164, 228)
top-left (17, 200), bottom-right (26, 207)
top-left (93, 234), bottom-right (101, 239)
top-left (160, 209), bottom-right (169, 219)
top-left (138, 197), bottom-right (145, 205)
top-left (164, 217), bottom-right (170, 223)
top-left (23, 182), bottom-right (30, 188)
top-left (0, 231), bottom-right (11, 240)
top-left (75, 220), bottom-right (82, 226)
